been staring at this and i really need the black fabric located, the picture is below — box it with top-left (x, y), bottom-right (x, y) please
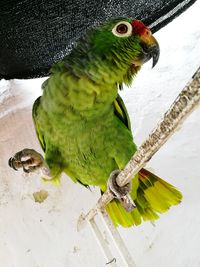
top-left (0, 0), bottom-right (196, 79)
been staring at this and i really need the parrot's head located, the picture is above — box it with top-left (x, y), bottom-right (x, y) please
top-left (67, 18), bottom-right (160, 85)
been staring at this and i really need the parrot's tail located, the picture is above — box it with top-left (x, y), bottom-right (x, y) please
top-left (105, 168), bottom-right (182, 227)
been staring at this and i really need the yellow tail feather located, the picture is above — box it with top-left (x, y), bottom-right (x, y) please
top-left (105, 168), bottom-right (182, 227)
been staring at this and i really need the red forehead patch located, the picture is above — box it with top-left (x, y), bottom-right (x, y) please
top-left (131, 20), bottom-right (149, 35)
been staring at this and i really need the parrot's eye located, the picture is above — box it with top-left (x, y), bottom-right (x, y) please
top-left (112, 21), bottom-right (132, 37)
top-left (117, 24), bottom-right (128, 34)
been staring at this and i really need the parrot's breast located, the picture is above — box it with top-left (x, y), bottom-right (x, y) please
top-left (43, 107), bottom-right (135, 187)
top-left (38, 72), bottom-right (136, 187)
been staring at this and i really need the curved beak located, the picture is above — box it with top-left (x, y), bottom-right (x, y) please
top-left (140, 35), bottom-right (160, 68)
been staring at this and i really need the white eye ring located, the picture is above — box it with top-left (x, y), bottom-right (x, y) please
top-left (112, 21), bottom-right (132, 38)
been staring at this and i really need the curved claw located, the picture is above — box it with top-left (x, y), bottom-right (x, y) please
top-left (22, 165), bottom-right (30, 173)
top-left (8, 157), bottom-right (19, 171)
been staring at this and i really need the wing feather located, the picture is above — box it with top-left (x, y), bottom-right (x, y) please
top-left (113, 92), bottom-right (131, 130)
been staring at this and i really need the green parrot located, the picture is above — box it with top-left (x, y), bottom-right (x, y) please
top-left (9, 18), bottom-right (182, 227)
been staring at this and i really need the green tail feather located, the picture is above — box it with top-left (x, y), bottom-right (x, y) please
top-left (105, 168), bottom-right (182, 228)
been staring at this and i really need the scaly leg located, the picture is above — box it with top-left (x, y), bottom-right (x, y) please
top-left (107, 170), bottom-right (136, 212)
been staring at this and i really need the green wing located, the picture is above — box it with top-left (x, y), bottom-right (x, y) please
top-left (32, 96), bottom-right (46, 152)
top-left (113, 93), bottom-right (131, 130)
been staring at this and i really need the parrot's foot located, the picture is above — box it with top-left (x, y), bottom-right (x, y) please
top-left (8, 148), bottom-right (46, 173)
top-left (107, 170), bottom-right (136, 212)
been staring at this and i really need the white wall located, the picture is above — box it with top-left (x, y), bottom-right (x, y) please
top-left (0, 1), bottom-right (200, 266)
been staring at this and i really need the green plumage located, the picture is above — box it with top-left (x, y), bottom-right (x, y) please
top-left (33, 18), bottom-right (182, 227)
